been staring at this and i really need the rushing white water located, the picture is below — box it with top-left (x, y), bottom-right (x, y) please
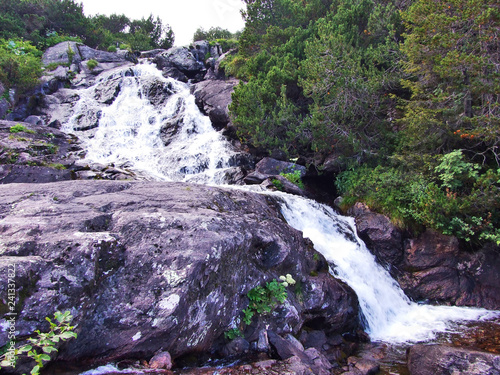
top-left (277, 193), bottom-right (498, 343)
top-left (63, 63), bottom-right (237, 184)
top-left (62, 61), bottom-right (498, 345)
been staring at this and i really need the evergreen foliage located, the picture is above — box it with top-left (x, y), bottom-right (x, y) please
top-left (193, 26), bottom-right (238, 42)
top-left (229, 0), bottom-right (500, 248)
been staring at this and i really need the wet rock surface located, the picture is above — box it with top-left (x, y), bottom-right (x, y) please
top-left (153, 46), bottom-right (207, 82)
top-left (407, 344), bottom-right (500, 375)
top-left (0, 119), bottom-right (81, 183)
top-left (243, 158), bottom-right (308, 197)
top-left (0, 180), bottom-right (360, 370)
top-left (347, 203), bottom-right (403, 272)
top-left (400, 230), bottom-right (500, 309)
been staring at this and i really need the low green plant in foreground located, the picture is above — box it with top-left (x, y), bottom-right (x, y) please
top-left (225, 275), bottom-right (296, 340)
top-left (0, 311), bottom-right (77, 375)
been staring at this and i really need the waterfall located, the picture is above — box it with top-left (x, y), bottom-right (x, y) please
top-left (63, 63), bottom-right (237, 184)
top-left (62, 62), bottom-right (498, 345)
top-left (277, 193), bottom-right (497, 343)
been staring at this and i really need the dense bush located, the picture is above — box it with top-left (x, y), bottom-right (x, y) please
top-left (336, 152), bottom-right (500, 245)
top-left (0, 39), bottom-right (42, 93)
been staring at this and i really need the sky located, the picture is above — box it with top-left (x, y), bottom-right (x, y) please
top-left (77, 0), bottom-right (246, 47)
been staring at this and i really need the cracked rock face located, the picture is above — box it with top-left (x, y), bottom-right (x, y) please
top-left (0, 180), bottom-right (359, 367)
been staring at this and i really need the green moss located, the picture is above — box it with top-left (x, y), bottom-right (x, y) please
top-left (48, 163), bottom-right (66, 170)
top-left (9, 124), bottom-right (35, 134)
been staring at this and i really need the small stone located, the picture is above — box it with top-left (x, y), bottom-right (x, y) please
top-left (149, 351), bottom-right (172, 370)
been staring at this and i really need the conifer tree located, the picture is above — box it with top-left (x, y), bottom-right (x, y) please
top-left (400, 0), bottom-right (500, 165)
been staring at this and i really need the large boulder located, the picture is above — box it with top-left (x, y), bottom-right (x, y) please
top-left (191, 79), bottom-right (239, 130)
top-left (190, 41), bottom-right (210, 62)
top-left (41, 42), bottom-right (136, 91)
top-left (0, 180), bottom-right (360, 369)
top-left (0, 120), bottom-right (137, 182)
top-left (153, 46), bottom-right (206, 81)
top-left (244, 157), bottom-right (306, 184)
top-left (42, 42), bottom-right (135, 67)
top-left (407, 344), bottom-right (500, 375)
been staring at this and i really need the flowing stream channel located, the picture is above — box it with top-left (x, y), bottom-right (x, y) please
top-left (62, 63), bottom-right (499, 373)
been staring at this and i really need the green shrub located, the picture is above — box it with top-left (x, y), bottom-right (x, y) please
top-left (214, 38), bottom-right (238, 53)
top-left (225, 275), bottom-right (295, 340)
top-left (32, 30), bottom-right (82, 50)
top-left (44, 62), bottom-right (67, 71)
top-left (336, 163), bottom-right (500, 246)
top-left (272, 178), bottom-right (285, 191)
top-left (66, 44), bottom-right (75, 65)
top-left (224, 328), bottom-right (243, 340)
top-left (242, 276), bottom-right (294, 325)
top-left (86, 59), bottom-right (98, 70)
top-left (107, 45), bottom-right (117, 52)
top-left (0, 39), bottom-right (42, 93)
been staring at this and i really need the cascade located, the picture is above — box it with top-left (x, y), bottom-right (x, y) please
top-left (62, 62), bottom-right (498, 345)
top-left (277, 193), bottom-right (496, 342)
top-left (63, 63), bottom-right (237, 184)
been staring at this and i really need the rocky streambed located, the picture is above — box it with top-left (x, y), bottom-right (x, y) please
top-left (1, 41), bottom-right (500, 375)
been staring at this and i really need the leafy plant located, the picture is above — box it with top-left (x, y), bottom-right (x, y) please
top-left (0, 39), bottom-right (42, 93)
top-left (271, 178), bottom-right (285, 191)
top-left (0, 311), bottom-right (77, 375)
top-left (226, 275), bottom-right (295, 339)
top-left (280, 170), bottom-right (305, 190)
top-left (242, 275), bottom-right (294, 326)
top-left (44, 62), bottom-right (67, 71)
top-left (336, 163), bottom-right (500, 245)
top-left (224, 328), bottom-right (243, 340)
top-left (434, 150), bottom-right (479, 191)
top-left (66, 43), bottom-right (75, 65)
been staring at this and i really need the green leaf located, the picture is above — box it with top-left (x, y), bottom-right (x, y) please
top-left (42, 346), bottom-right (58, 354)
top-left (39, 353), bottom-right (51, 362)
top-left (31, 365), bottom-right (41, 375)
top-left (19, 344), bottom-right (33, 353)
top-left (60, 331), bottom-right (77, 340)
